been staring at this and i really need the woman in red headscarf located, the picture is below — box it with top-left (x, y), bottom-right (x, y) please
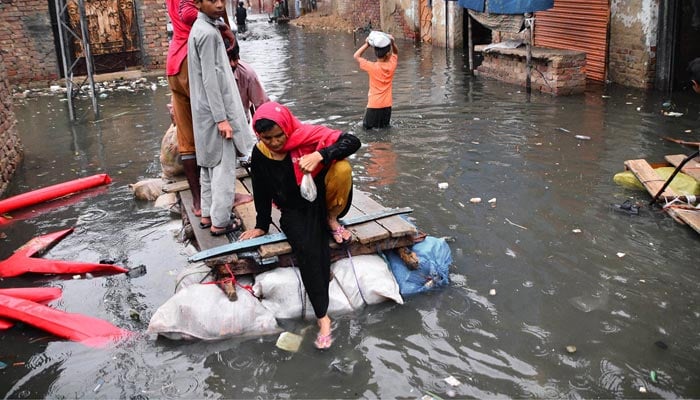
top-left (239, 102), bottom-right (360, 349)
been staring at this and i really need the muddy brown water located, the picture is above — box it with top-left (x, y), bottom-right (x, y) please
top-left (2, 14), bottom-right (699, 399)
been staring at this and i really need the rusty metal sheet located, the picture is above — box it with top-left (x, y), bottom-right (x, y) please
top-left (534, 0), bottom-right (609, 82)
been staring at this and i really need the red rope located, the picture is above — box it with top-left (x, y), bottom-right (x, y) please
top-left (203, 263), bottom-right (257, 298)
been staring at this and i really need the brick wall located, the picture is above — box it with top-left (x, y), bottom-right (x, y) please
top-left (139, 0), bottom-right (169, 70)
top-left (475, 46), bottom-right (587, 95)
top-left (0, 51), bottom-right (22, 196)
top-left (608, 0), bottom-right (658, 89)
top-left (0, 0), bottom-right (60, 87)
top-left (335, 0), bottom-right (379, 29)
top-left (0, 0), bottom-right (167, 87)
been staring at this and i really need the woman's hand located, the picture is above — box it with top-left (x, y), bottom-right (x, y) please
top-left (239, 228), bottom-right (265, 240)
top-left (298, 151), bottom-right (323, 173)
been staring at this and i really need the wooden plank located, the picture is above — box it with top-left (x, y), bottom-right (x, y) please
top-left (350, 190), bottom-right (417, 238)
top-left (343, 203), bottom-right (389, 245)
top-left (239, 176), bottom-right (293, 258)
top-left (665, 154), bottom-right (700, 182)
top-left (189, 232), bottom-right (288, 262)
top-left (666, 208), bottom-right (700, 234)
top-left (162, 180), bottom-right (189, 193)
top-left (193, 205), bottom-right (419, 261)
top-left (624, 159), bottom-right (679, 200)
top-left (339, 207), bottom-right (413, 225)
top-left (180, 189), bottom-right (231, 251)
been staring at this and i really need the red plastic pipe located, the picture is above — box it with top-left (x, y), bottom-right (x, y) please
top-left (0, 173), bottom-right (112, 215)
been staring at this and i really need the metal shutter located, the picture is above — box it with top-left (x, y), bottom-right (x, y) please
top-left (534, 0), bottom-right (609, 82)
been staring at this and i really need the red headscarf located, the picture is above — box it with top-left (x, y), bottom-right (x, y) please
top-left (253, 102), bottom-right (342, 185)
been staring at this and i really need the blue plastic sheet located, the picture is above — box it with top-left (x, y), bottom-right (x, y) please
top-left (457, 0), bottom-right (553, 14)
top-left (385, 236), bottom-right (452, 296)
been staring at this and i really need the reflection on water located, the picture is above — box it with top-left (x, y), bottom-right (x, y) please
top-left (2, 12), bottom-right (700, 399)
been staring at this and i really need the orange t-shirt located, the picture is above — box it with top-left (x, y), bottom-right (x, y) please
top-left (359, 54), bottom-right (398, 109)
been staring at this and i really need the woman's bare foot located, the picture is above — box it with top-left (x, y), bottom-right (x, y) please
top-left (328, 217), bottom-right (351, 244)
top-left (314, 315), bottom-right (333, 349)
top-left (318, 315), bottom-right (332, 336)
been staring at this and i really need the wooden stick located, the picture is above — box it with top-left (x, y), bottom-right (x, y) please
top-left (662, 137), bottom-right (700, 147)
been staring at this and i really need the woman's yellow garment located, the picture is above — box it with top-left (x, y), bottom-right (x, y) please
top-left (256, 142), bottom-right (352, 215)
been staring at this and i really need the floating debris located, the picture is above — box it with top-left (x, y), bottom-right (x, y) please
top-left (94, 378), bottom-right (104, 393)
top-left (275, 331), bottom-right (303, 353)
top-left (575, 135), bottom-right (591, 140)
top-left (663, 111), bottom-right (683, 117)
top-left (639, 386), bottom-right (647, 393)
top-left (572, 228), bottom-right (582, 233)
top-left (616, 252), bottom-right (626, 258)
top-left (489, 288), bottom-right (496, 296)
top-left (566, 345), bottom-right (577, 354)
top-left (654, 340), bottom-right (668, 350)
top-left (650, 370), bottom-right (658, 383)
top-left (469, 197), bottom-right (481, 204)
top-left (438, 182), bottom-right (449, 189)
top-left (444, 375), bottom-right (461, 387)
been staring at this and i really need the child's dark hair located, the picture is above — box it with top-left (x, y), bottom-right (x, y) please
top-left (374, 45), bottom-right (390, 59)
top-left (225, 38), bottom-right (240, 61)
top-left (254, 118), bottom-right (277, 134)
top-left (688, 58), bottom-right (700, 83)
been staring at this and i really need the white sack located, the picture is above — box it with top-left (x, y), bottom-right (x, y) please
top-left (147, 284), bottom-right (280, 341)
top-left (252, 267), bottom-right (354, 320)
top-left (175, 263), bottom-right (214, 293)
top-left (331, 254), bottom-right (403, 307)
top-left (160, 124), bottom-right (184, 180)
top-left (128, 178), bottom-right (164, 201)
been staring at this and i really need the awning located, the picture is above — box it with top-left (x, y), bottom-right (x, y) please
top-left (457, 0), bottom-right (553, 14)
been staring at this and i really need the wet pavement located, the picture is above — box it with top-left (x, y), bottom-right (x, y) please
top-left (1, 13), bottom-right (699, 399)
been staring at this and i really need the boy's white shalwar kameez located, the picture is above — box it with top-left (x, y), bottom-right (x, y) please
top-left (188, 12), bottom-right (255, 227)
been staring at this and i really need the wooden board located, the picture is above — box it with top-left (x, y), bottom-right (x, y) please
top-left (180, 189), bottom-right (232, 255)
top-left (162, 180), bottom-right (189, 193)
top-left (624, 159), bottom-right (679, 200)
top-left (348, 190), bottom-right (417, 238)
top-left (664, 154), bottom-right (700, 182)
top-left (666, 208), bottom-right (700, 234)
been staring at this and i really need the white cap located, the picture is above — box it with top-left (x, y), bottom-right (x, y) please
top-left (367, 31), bottom-right (391, 48)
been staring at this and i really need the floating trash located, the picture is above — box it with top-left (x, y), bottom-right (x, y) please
top-left (469, 197), bottom-right (481, 204)
top-left (575, 135), bottom-right (591, 140)
top-left (611, 200), bottom-right (640, 215)
top-left (275, 331), bottom-right (303, 353)
top-left (654, 340), bottom-right (668, 350)
top-left (616, 252), bottom-right (626, 258)
top-left (650, 370), bottom-right (658, 383)
top-left (489, 288), bottom-right (496, 296)
top-left (566, 345), bottom-right (577, 354)
top-left (444, 375), bottom-right (461, 387)
top-left (572, 228), bottom-right (582, 233)
top-left (438, 182), bottom-right (449, 189)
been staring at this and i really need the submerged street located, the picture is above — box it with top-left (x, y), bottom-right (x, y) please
top-left (1, 14), bottom-right (699, 398)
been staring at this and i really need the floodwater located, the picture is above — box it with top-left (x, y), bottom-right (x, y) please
top-left (2, 14), bottom-right (700, 399)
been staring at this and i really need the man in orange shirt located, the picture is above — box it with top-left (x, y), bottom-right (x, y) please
top-left (353, 31), bottom-right (398, 129)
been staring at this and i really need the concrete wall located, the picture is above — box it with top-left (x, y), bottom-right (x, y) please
top-left (608, 0), bottom-right (659, 88)
top-left (0, 51), bottom-right (22, 197)
top-left (431, 0), bottom-right (462, 48)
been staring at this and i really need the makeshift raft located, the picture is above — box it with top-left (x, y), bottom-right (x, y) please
top-left (165, 167), bottom-right (422, 278)
top-left (624, 153), bottom-right (700, 234)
